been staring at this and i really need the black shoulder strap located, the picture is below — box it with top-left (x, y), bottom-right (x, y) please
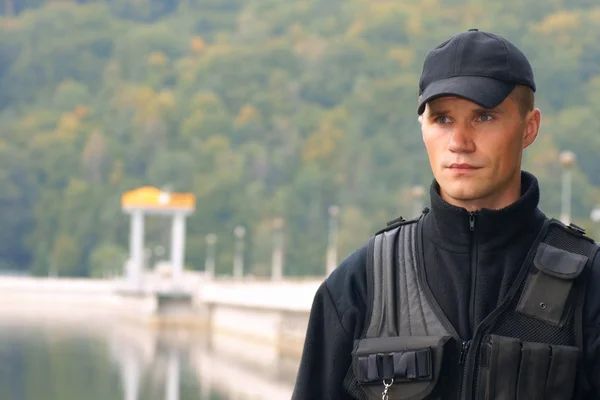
top-left (376, 207), bottom-right (430, 235)
top-left (346, 215), bottom-right (424, 399)
top-left (542, 218), bottom-right (599, 265)
top-left (361, 212), bottom-right (429, 340)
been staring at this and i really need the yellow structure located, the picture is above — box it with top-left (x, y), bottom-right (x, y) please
top-left (121, 187), bottom-right (196, 291)
top-left (121, 186), bottom-right (196, 212)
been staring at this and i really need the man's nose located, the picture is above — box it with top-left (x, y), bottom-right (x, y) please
top-left (447, 124), bottom-right (475, 153)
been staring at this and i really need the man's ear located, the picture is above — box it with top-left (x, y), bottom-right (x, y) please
top-left (419, 115), bottom-right (425, 143)
top-left (523, 108), bottom-right (541, 149)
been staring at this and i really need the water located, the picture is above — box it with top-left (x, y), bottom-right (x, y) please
top-left (0, 319), bottom-right (295, 400)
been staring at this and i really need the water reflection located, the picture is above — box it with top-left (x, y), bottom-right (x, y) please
top-left (0, 317), bottom-right (295, 400)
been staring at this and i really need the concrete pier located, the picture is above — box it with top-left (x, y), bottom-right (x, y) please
top-left (0, 275), bottom-right (319, 368)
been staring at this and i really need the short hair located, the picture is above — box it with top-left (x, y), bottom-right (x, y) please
top-left (509, 84), bottom-right (535, 119)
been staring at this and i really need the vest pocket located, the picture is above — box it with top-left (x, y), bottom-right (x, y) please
top-left (352, 335), bottom-right (455, 400)
top-left (516, 242), bottom-right (588, 327)
top-left (476, 334), bottom-right (579, 400)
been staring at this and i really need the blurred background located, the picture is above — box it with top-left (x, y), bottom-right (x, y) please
top-left (0, 0), bottom-right (599, 399)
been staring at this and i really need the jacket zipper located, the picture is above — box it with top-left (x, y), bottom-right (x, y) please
top-left (459, 340), bottom-right (471, 365)
top-left (459, 212), bottom-right (477, 399)
top-left (468, 212), bottom-right (478, 337)
top-left (458, 338), bottom-right (472, 399)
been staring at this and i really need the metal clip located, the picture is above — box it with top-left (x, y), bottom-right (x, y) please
top-left (381, 378), bottom-right (394, 400)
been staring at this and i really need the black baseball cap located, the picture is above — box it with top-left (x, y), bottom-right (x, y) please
top-left (417, 29), bottom-right (536, 115)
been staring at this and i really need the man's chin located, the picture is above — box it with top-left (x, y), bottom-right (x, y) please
top-left (440, 181), bottom-right (484, 202)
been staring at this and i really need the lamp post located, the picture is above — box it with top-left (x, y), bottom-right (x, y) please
top-left (591, 206), bottom-right (600, 243)
top-left (559, 151), bottom-right (576, 225)
top-left (326, 205), bottom-right (340, 275)
top-left (271, 218), bottom-right (284, 280)
top-left (233, 225), bottom-right (246, 279)
top-left (205, 234), bottom-right (217, 279)
top-left (591, 206), bottom-right (600, 223)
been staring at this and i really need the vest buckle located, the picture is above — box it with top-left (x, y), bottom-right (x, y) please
top-left (386, 216), bottom-right (405, 226)
top-left (381, 378), bottom-right (394, 400)
top-left (568, 223), bottom-right (585, 235)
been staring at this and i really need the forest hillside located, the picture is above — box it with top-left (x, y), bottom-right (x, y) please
top-left (1, 0), bottom-right (599, 277)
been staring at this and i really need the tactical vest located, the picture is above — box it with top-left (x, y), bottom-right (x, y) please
top-left (345, 212), bottom-right (599, 400)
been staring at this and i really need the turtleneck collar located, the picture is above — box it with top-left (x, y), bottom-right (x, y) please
top-left (424, 171), bottom-right (546, 251)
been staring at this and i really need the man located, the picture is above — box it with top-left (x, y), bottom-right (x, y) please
top-left (292, 29), bottom-right (600, 400)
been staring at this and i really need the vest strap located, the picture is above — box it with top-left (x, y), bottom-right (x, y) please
top-left (364, 218), bottom-right (449, 339)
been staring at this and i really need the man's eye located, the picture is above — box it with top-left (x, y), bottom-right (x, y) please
top-left (478, 114), bottom-right (494, 122)
top-left (435, 116), bottom-right (451, 124)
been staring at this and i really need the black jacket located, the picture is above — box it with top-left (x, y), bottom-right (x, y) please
top-left (291, 171), bottom-right (600, 399)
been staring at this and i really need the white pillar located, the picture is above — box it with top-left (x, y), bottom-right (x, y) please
top-left (170, 212), bottom-right (186, 288)
top-left (326, 205), bottom-right (340, 275)
top-left (271, 218), bottom-right (284, 280)
top-left (165, 351), bottom-right (180, 400)
top-left (129, 210), bottom-right (145, 290)
top-left (233, 226), bottom-right (246, 279)
top-left (205, 234), bottom-right (217, 279)
top-left (120, 352), bottom-right (140, 400)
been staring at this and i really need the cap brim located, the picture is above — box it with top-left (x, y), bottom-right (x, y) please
top-left (417, 76), bottom-right (516, 115)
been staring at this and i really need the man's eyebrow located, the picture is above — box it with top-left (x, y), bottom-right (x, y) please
top-left (427, 108), bottom-right (449, 116)
top-left (473, 107), bottom-right (504, 114)
top-left (426, 106), bottom-right (505, 117)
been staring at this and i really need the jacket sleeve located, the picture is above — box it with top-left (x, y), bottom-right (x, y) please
top-left (584, 249), bottom-right (600, 398)
top-left (291, 281), bottom-right (356, 400)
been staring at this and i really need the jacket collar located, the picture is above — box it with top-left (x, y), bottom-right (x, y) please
top-left (424, 171), bottom-right (546, 251)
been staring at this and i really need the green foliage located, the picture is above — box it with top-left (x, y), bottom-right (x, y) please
top-left (89, 243), bottom-right (127, 278)
top-left (0, 0), bottom-right (599, 277)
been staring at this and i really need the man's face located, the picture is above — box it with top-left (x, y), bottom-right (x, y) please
top-left (420, 94), bottom-right (540, 210)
